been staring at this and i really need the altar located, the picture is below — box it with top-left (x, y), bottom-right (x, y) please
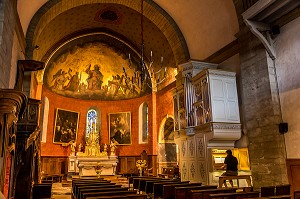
top-left (68, 126), bottom-right (118, 176)
top-left (77, 156), bottom-right (118, 176)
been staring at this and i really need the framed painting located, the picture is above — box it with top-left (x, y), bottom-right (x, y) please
top-left (109, 112), bottom-right (131, 145)
top-left (53, 108), bottom-right (80, 144)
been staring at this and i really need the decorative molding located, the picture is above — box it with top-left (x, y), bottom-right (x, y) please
top-left (212, 123), bottom-right (242, 130)
top-left (180, 60), bottom-right (217, 77)
top-left (189, 139), bottom-right (195, 157)
top-left (197, 138), bottom-right (204, 158)
top-left (190, 162), bottom-right (196, 179)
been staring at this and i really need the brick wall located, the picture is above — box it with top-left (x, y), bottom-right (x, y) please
top-left (41, 86), bottom-right (160, 157)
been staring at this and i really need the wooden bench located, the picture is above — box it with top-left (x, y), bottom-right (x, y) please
top-left (32, 183), bottom-right (52, 199)
top-left (209, 191), bottom-right (260, 199)
top-left (78, 187), bottom-right (128, 199)
top-left (175, 185), bottom-right (218, 199)
top-left (163, 183), bottom-right (203, 199)
top-left (145, 179), bottom-right (180, 195)
top-left (73, 181), bottom-right (114, 197)
top-left (188, 188), bottom-right (237, 199)
top-left (276, 184), bottom-right (291, 196)
top-left (218, 175), bottom-right (252, 188)
top-left (131, 177), bottom-right (161, 190)
top-left (76, 185), bottom-right (122, 199)
top-left (269, 195), bottom-right (292, 199)
top-left (82, 190), bottom-right (137, 199)
top-left (153, 181), bottom-right (189, 199)
top-left (86, 193), bottom-right (147, 199)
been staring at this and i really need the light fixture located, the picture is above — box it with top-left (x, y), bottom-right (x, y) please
top-left (123, 0), bottom-right (166, 91)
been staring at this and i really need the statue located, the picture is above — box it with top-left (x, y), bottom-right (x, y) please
top-left (110, 140), bottom-right (117, 156)
top-left (103, 144), bottom-right (107, 152)
top-left (70, 141), bottom-right (76, 156)
top-left (78, 143), bottom-right (82, 152)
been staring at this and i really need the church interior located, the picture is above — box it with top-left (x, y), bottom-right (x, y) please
top-left (1, 0), bottom-right (300, 198)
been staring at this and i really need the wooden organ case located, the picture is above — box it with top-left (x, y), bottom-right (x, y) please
top-left (173, 61), bottom-right (242, 184)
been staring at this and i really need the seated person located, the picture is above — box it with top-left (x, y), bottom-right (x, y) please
top-left (221, 149), bottom-right (238, 187)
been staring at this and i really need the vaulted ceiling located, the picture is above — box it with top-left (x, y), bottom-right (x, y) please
top-left (19, 0), bottom-right (239, 65)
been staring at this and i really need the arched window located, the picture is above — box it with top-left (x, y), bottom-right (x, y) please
top-left (86, 109), bottom-right (98, 138)
top-left (139, 102), bottom-right (149, 143)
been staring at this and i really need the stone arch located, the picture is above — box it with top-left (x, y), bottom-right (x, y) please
top-left (25, 0), bottom-right (190, 65)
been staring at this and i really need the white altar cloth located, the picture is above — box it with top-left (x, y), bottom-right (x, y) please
top-left (76, 156), bottom-right (118, 176)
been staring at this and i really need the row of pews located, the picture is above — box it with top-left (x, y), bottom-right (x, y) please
top-left (72, 177), bottom-right (146, 199)
top-left (129, 176), bottom-right (292, 199)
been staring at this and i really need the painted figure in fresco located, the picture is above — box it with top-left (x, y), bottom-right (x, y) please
top-left (51, 69), bottom-right (71, 90)
top-left (85, 64), bottom-right (104, 90)
top-left (65, 71), bottom-right (80, 91)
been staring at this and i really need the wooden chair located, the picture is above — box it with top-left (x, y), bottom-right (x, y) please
top-left (261, 186), bottom-right (275, 197)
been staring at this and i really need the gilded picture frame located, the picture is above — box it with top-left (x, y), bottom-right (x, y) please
top-left (109, 112), bottom-right (131, 145)
top-left (53, 108), bottom-right (80, 144)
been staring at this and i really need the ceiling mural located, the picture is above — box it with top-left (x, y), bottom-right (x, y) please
top-left (44, 41), bottom-right (152, 100)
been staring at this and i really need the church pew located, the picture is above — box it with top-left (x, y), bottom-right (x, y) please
top-left (145, 178), bottom-right (180, 195)
top-left (163, 183), bottom-right (203, 199)
top-left (78, 187), bottom-right (128, 199)
top-left (82, 190), bottom-right (137, 199)
top-left (72, 179), bottom-right (108, 187)
top-left (153, 181), bottom-right (189, 199)
top-left (139, 178), bottom-right (179, 193)
top-left (276, 184), bottom-right (291, 196)
top-left (188, 188), bottom-right (237, 199)
top-left (73, 182), bottom-right (115, 197)
top-left (79, 176), bottom-right (104, 180)
top-left (32, 183), bottom-right (52, 199)
top-left (86, 194), bottom-right (147, 199)
top-left (72, 179), bottom-right (110, 190)
top-left (76, 184), bottom-right (122, 199)
top-left (131, 176), bottom-right (164, 190)
top-left (269, 195), bottom-right (292, 199)
top-left (175, 185), bottom-right (218, 199)
top-left (208, 191), bottom-right (260, 199)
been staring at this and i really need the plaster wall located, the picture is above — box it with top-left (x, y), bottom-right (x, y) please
top-left (275, 16), bottom-right (300, 159)
top-left (17, 0), bottom-right (238, 61)
top-left (17, 0), bottom-right (48, 34)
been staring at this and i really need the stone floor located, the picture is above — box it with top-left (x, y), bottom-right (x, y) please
top-left (51, 175), bottom-right (128, 199)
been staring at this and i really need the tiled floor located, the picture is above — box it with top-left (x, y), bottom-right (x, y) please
top-left (52, 182), bottom-right (72, 199)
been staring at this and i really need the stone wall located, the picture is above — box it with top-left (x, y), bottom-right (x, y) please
top-left (237, 28), bottom-right (288, 187)
top-left (0, 0), bottom-right (17, 89)
top-left (275, 16), bottom-right (300, 159)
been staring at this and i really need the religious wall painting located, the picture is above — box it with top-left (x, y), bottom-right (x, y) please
top-left (109, 112), bottom-right (131, 145)
top-left (53, 108), bottom-right (79, 144)
top-left (44, 42), bottom-right (152, 100)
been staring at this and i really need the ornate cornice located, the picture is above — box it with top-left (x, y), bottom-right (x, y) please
top-left (0, 89), bottom-right (27, 119)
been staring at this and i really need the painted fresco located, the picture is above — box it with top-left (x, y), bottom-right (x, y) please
top-left (44, 42), bottom-right (151, 100)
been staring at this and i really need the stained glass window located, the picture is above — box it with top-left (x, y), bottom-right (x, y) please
top-left (86, 109), bottom-right (97, 138)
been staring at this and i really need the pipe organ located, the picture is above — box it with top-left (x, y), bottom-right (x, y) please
top-left (173, 61), bottom-right (242, 184)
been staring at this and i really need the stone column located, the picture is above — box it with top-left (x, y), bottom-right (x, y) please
top-left (238, 29), bottom-right (288, 188)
